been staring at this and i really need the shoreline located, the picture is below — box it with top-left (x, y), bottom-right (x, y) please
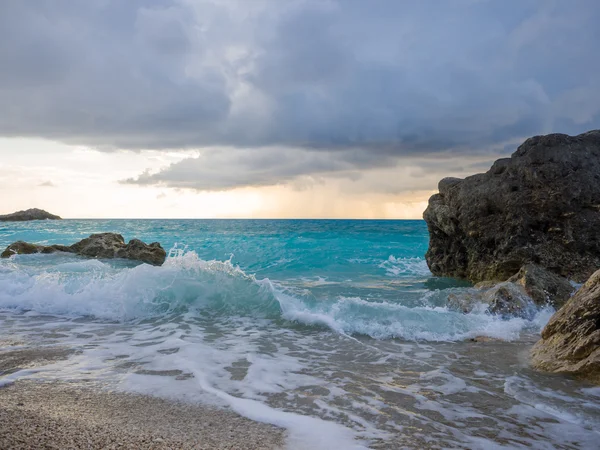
top-left (0, 342), bottom-right (285, 450)
top-left (0, 380), bottom-right (286, 449)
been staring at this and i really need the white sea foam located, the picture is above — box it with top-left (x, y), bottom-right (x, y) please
top-left (2, 222), bottom-right (599, 449)
top-left (379, 255), bottom-right (431, 277)
top-left (0, 250), bottom-right (554, 343)
top-left (505, 376), bottom-right (600, 430)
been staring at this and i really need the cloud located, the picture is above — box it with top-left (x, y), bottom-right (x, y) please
top-left (38, 180), bottom-right (57, 187)
top-left (1, 0), bottom-right (600, 191)
top-left (121, 146), bottom-right (391, 190)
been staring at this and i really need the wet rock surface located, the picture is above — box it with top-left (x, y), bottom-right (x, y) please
top-left (447, 264), bottom-right (572, 318)
top-left (507, 264), bottom-right (574, 308)
top-left (424, 130), bottom-right (600, 284)
top-left (0, 208), bottom-right (61, 221)
top-left (447, 281), bottom-right (535, 319)
top-left (1, 233), bottom-right (166, 266)
top-left (531, 269), bottom-right (600, 384)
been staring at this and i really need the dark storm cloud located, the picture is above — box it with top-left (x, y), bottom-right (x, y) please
top-left (1, 0), bottom-right (600, 189)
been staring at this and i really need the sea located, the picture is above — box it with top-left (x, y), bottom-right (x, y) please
top-left (1, 219), bottom-right (599, 449)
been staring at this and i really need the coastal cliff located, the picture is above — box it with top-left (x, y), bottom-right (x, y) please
top-left (423, 130), bottom-right (600, 284)
top-left (0, 208), bottom-right (62, 221)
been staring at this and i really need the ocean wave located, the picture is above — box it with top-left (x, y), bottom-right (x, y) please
top-left (379, 255), bottom-right (431, 277)
top-left (0, 249), bottom-right (551, 341)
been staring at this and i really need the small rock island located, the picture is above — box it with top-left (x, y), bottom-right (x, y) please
top-left (0, 208), bottom-right (62, 221)
top-left (1, 233), bottom-right (166, 266)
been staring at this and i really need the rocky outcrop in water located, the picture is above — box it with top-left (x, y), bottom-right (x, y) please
top-left (0, 208), bottom-right (62, 221)
top-left (424, 130), bottom-right (600, 284)
top-left (448, 281), bottom-right (534, 318)
top-left (447, 264), bottom-right (574, 318)
top-left (1, 233), bottom-right (166, 266)
top-left (531, 269), bottom-right (600, 384)
top-left (507, 264), bottom-right (573, 308)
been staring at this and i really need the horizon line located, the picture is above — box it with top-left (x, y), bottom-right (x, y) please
top-left (49, 217), bottom-right (426, 221)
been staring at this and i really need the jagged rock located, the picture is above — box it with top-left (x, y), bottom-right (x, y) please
top-left (115, 239), bottom-right (166, 266)
top-left (473, 280), bottom-right (498, 289)
top-left (508, 264), bottom-right (574, 308)
top-left (1, 241), bottom-right (44, 257)
top-left (1, 233), bottom-right (166, 266)
top-left (0, 208), bottom-right (61, 221)
top-left (447, 281), bottom-right (534, 318)
top-left (69, 233), bottom-right (128, 259)
top-left (531, 269), bottom-right (600, 384)
top-left (424, 130), bottom-right (600, 283)
top-left (447, 291), bottom-right (482, 314)
top-left (0, 241), bottom-right (70, 258)
top-left (483, 282), bottom-right (533, 318)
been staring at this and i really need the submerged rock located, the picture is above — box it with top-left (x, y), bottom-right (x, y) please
top-left (0, 208), bottom-right (62, 221)
top-left (483, 283), bottom-right (533, 318)
top-left (508, 264), bottom-right (573, 308)
top-left (0, 241), bottom-right (69, 257)
top-left (447, 291), bottom-right (482, 314)
top-left (1, 233), bottom-right (166, 266)
top-left (468, 336), bottom-right (505, 343)
top-left (531, 269), bottom-right (600, 384)
top-left (447, 281), bottom-right (534, 318)
top-left (424, 130), bottom-right (600, 284)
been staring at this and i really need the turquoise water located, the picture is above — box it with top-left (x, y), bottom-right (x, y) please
top-left (1, 220), bottom-right (599, 449)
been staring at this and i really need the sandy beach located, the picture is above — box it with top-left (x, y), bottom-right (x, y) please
top-left (0, 381), bottom-right (286, 450)
top-left (0, 342), bottom-right (285, 450)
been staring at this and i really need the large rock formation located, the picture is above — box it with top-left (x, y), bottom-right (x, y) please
top-left (424, 130), bottom-right (600, 283)
top-left (0, 208), bottom-right (61, 221)
top-left (531, 269), bottom-right (600, 384)
top-left (1, 233), bottom-right (166, 266)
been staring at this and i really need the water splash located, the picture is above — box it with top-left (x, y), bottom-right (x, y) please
top-left (0, 248), bottom-right (553, 342)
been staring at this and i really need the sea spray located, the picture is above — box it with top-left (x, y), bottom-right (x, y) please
top-left (1, 248), bottom-right (553, 341)
top-left (1, 219), bottom-right (598, 449)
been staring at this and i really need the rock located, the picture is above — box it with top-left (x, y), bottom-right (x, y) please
top-left (473, 280), bottom-right (497, 289)
top-left (1, 241), bottom-right (45, 257)
top-left (469, 336), bottom-right (504, 343)
top-left (68, 233), bottom-right (167, 265)
top-left (424, 130), bottom-right (600, 283)
top-left (0, 241), bottom-right (70, 258)
top-left (115, 239), bottom-right (166, 267)
top-left (0, 208), bottom-right (61, 221)
top-left (69, 233), bottom-right (127, 259)
top-left (483, 282), bottom-right (533, 318)
top-left (508, 264), bottom-right (574, 308)
top-left (531, 269), bottom-right (600, 384)
top-left (447, 281), bottom-right (534, 318)
top-left (447, 291), bottom-right (483, 314)
top-left (1, 233), bottom-right (166, 266)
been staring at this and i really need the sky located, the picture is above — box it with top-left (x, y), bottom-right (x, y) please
top-left (1, 0), bottom-right (599, 219)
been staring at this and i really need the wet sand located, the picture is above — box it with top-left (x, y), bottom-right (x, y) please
top-left (0, 343), bottom-right (285, 449)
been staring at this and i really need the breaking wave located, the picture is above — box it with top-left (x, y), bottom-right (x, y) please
top-left (0, 249), bottom-right (553, 341)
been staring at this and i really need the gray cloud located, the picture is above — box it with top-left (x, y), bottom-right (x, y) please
top-left (38, 181), bottom-right (57, 187)
top-left (121, 147), bottom-right (391, 190)
top-left (1, 0), bottom-right (600, 190)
